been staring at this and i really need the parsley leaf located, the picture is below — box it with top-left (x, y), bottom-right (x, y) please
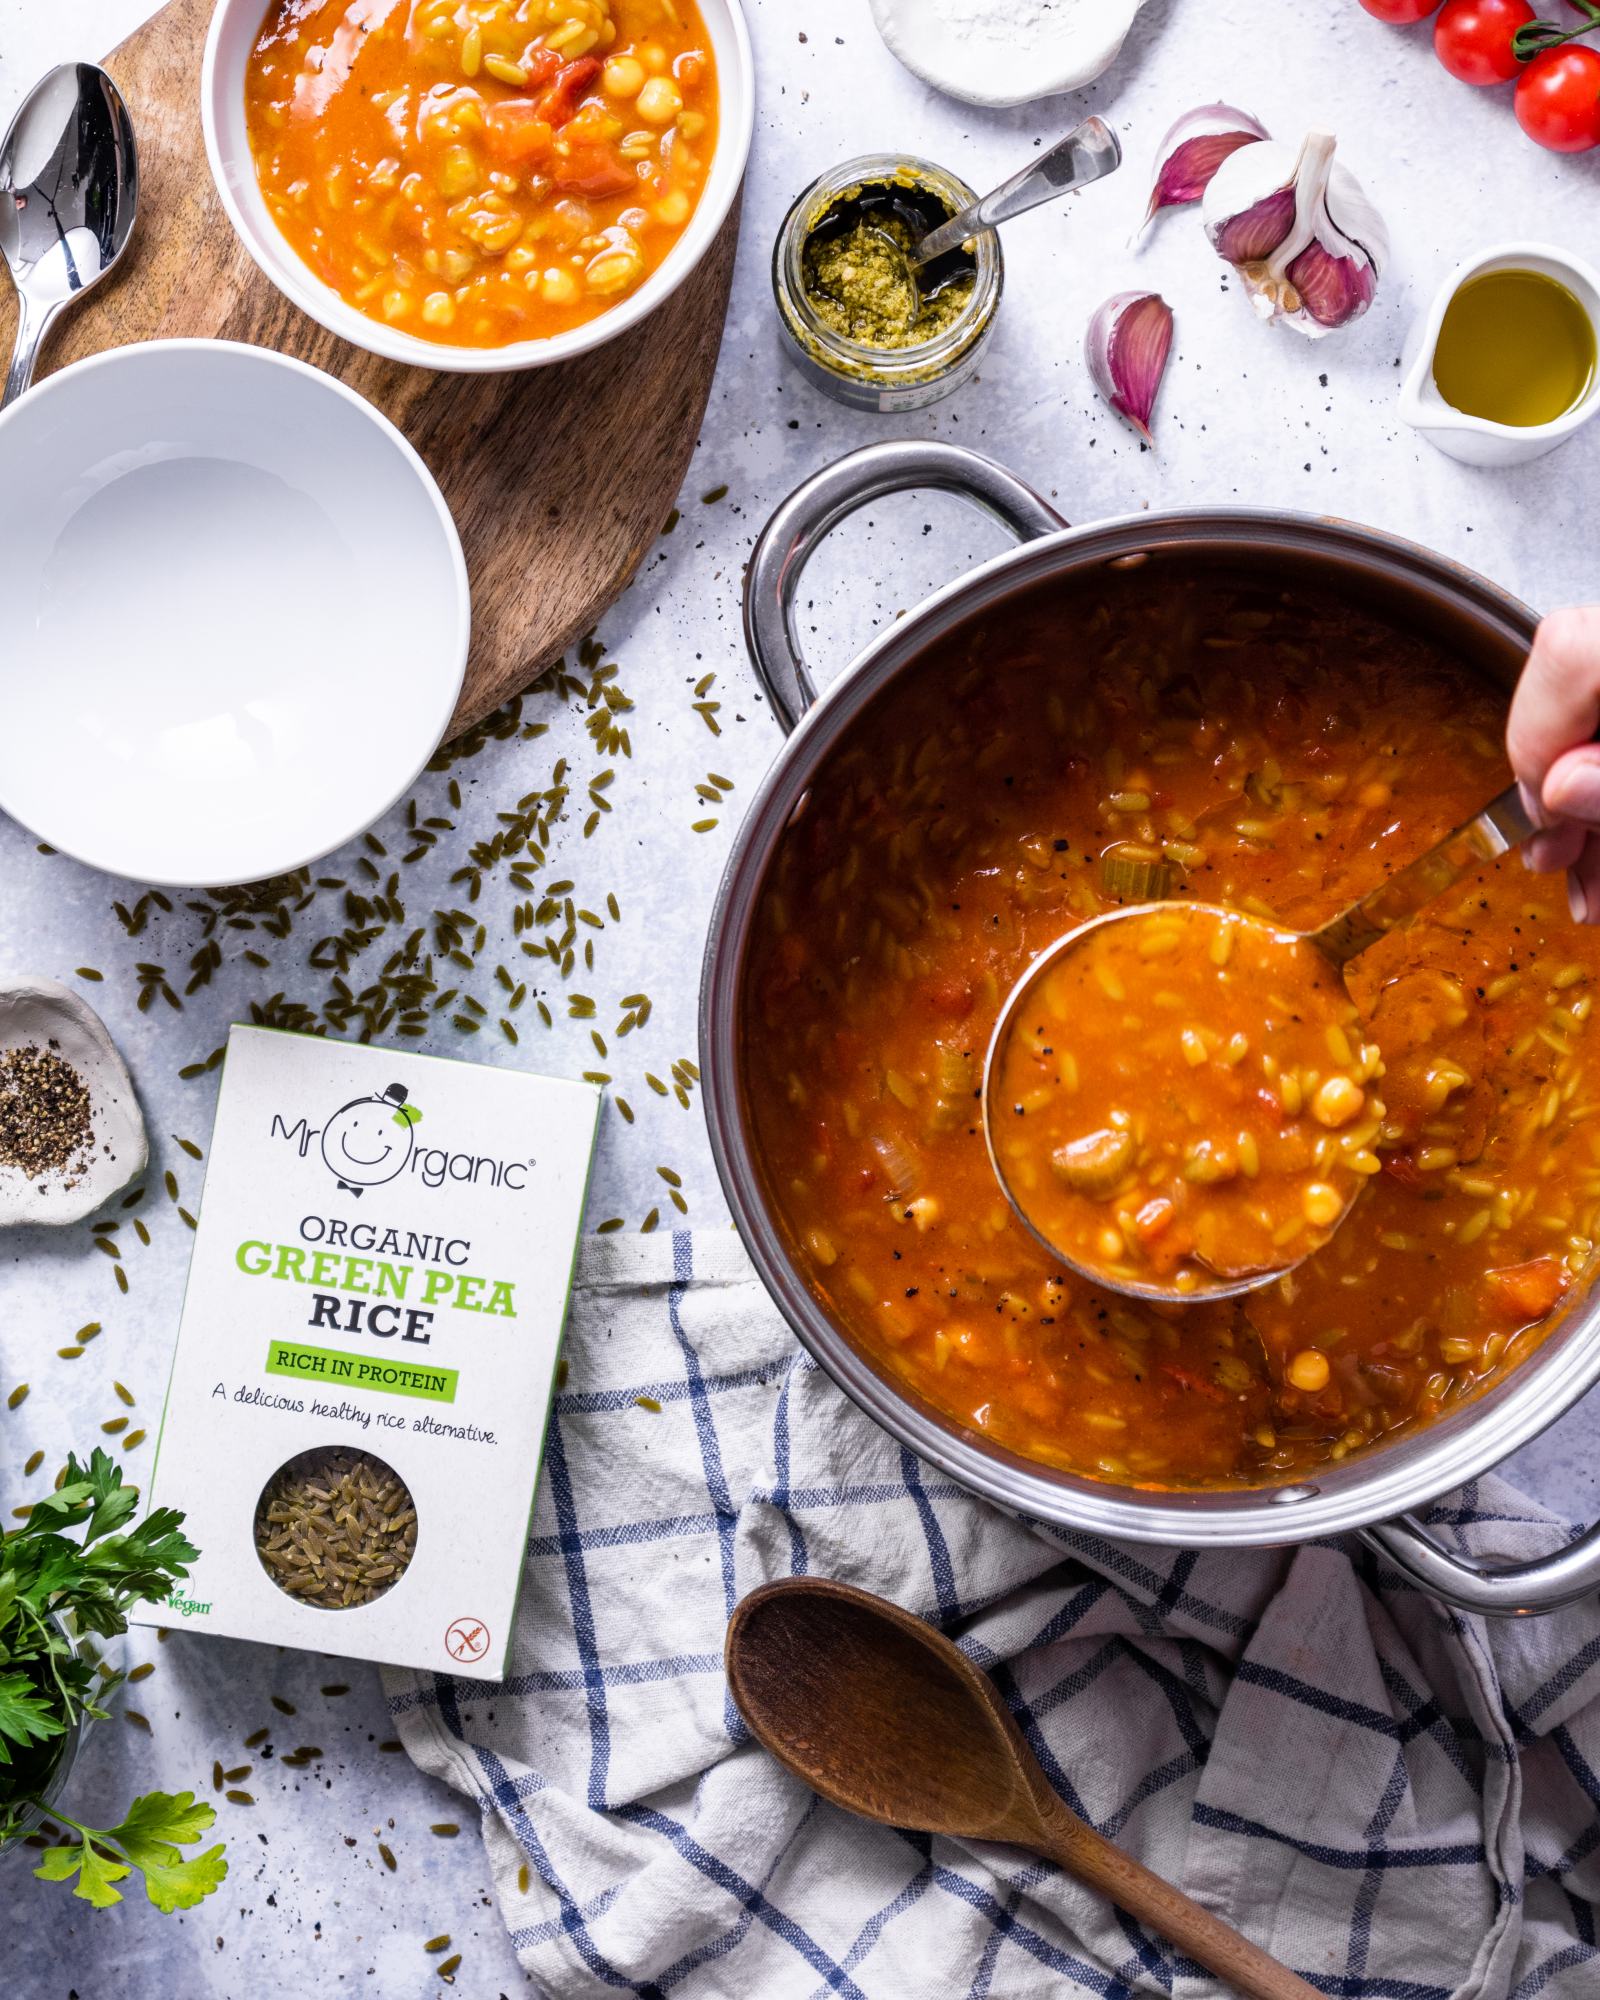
top-left (0, 1672), bottom-right (64, 1766)
top-left (107, 1791), bottom-right (229, 1912)
top-left (31, 1793), bottom-right (226, 1912)
top-left (34, 1833), bottom-right (132, 1908)
top-left (2, 1444), bottom-right (222, 1910)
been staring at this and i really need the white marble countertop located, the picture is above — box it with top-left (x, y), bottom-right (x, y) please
top-left (8, 0), bottom-right (1600, 1992)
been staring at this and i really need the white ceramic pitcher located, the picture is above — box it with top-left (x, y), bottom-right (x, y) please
top-left (1399, 240), bottom-right (1600, 467)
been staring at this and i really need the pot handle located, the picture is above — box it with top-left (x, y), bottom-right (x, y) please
top-left (743, 440), bottom-right (1067, 734)
top-left (1360, 1513), bottom-right (1600, 1617)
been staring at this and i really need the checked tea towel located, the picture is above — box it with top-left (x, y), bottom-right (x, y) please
top-left (386, 1232), bottom-right (1600, 1998)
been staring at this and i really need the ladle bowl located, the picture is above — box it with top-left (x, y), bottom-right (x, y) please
top-left (982, 901), bottom-right (1366, 1303)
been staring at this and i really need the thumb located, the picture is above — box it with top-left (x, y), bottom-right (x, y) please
top-left (1507, 606), bottom-right (1600, 807)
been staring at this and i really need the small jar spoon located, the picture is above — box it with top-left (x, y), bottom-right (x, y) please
top-left (726, 1576), bottom-right (1323, 2000)
top-left (984, 781), bottom-right (1536, 1302)
top-left (873, 116), bottom-right (1122, 322)
top-left (0, 63), bottom-right (139, 410)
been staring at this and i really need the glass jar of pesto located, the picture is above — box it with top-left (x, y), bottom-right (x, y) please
top-left (772, 155), bottom-right (1004, 413)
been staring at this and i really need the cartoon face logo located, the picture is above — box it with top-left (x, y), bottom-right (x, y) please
top-left (320, 1084), bottom-right (422, 1197)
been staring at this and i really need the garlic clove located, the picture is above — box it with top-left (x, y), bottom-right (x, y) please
top-left (1087, 290), bottom-right (1174, 440)
top-left (1286, 240), bottom-right (1376, 329)
top-left (1211, 187), bottom-right (1297, 266)
top-left (1141, 103), bottom-right (1270, 234)
top-left (1203, 129), bottom-right (1386, 339)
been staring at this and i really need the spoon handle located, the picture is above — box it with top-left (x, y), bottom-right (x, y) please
top-left (2, 290), bottom-right (53, 410)
top-left (1031, 1800), bottom-right (1323, 2000)
top-left (908, 117), bottom-right (1123, 269)
top-left (1308, 781), bottom-right (1534, 966)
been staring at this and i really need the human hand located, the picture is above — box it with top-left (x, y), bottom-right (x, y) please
top-left (1505, 606), bottom-right (1600, 922)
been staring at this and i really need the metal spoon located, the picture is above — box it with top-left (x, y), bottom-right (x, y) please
top-left (726, 1576), bottom-right (1322, 2000)
top-left (984, 781), bottom-right (1536, 1302)
top-left (0, 64), bottom-right (139, 410)
top-left (873, 116), bottom-right (1122, 323)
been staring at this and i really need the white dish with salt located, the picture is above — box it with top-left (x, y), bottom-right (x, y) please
top-left (868, 0), bottom-right (1153, 108)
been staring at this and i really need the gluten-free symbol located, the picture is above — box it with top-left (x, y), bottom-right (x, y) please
top-left (445, 1617), bottom-right (490, 1664)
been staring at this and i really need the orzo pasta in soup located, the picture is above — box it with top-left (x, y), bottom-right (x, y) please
top-left (243, 0), bottom-right (719, 348)
top-left (746, 566), bottom-right (1595, 1490)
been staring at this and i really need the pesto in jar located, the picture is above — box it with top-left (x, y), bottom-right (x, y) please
top-left (800, 184), bottom-right (977, 353)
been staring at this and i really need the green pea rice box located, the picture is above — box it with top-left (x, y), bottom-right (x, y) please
top-left (132, 1024), bottom-right (600, 1679)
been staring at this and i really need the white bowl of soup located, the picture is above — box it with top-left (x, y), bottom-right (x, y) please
top-left (202, 0), bottom-right (752, 372)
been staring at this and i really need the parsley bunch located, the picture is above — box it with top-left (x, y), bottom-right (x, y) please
top-left (0, 1447), bottom-right (227, 1911)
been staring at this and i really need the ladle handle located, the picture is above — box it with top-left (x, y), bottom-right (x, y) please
top-left (1308, 781), bottom-right (1534, 965)
top-left (909, 117), bottom-right (1123, 268)
top-left (1030, 1799), bottom-right (1323, 2000)
top-left (743, 440), bottom-right (1065, 733)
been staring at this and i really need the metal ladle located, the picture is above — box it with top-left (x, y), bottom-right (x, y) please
top-left (872, 116), bottom-right (1123, 323)
top-left (983, 782), bottom-right (1536, 1302)
top-left (0, 63), bottom-right (139, 410)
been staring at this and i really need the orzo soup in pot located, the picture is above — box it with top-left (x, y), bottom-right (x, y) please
top-left (744, 567), bottom-right (1596, 1491)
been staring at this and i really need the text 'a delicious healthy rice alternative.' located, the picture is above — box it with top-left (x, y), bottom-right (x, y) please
top-left (133, 1026), bottom-right (599, 1678)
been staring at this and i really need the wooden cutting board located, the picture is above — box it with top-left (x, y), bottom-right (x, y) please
top-left (0, 0), bottom-right (740, 737)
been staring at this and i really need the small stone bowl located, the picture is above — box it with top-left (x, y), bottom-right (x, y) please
top-left (0, 976), bottom-right (147, 1227)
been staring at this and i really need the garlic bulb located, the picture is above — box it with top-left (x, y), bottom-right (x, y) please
top-left (1140, 103), bottom-right (1270, 235)
top-left (1202, 130), bottom-right (1387, 338)
top-left (1086, 292), bottom-right (1174, 440)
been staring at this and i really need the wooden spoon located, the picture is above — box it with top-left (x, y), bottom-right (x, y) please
top-left (725, 1577), bottom-right (1321, 2000)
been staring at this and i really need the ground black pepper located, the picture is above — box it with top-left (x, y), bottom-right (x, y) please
top-left (0, 1042), bottom-right (93, 1184)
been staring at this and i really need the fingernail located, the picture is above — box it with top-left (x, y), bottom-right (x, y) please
top-left (1520, 780), bottom-right (1546, 830)
top-left (1570, 871), bottom-right (1589, 924)
top-left (1552, 768), bottom-right (1600, 823)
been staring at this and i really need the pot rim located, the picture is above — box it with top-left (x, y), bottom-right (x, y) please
top-left (700, 501), bottom-right (1599, 1548)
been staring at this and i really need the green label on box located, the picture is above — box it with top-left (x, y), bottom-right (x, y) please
top-left (265, 1340), bottom-right (459, 1403)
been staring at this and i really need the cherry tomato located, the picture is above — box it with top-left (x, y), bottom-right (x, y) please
top-left (1434, 0), bottom-right (1534, 82)
top-left (1516, 44), bottom-right (1600, 150)
top-left (1358, 0), bottom-right (1441, 19)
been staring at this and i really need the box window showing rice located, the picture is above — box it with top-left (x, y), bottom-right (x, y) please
top-left (133, 1026), bottom-right (598, 1678)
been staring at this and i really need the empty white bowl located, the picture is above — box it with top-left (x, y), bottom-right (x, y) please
top-left (0, 339), bottom-right (469, 886)
top-left (200, 0), bottom-right (754, 374)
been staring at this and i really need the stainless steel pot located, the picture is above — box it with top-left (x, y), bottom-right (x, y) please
top-left (701, 438), bottom-right (1600, 1617)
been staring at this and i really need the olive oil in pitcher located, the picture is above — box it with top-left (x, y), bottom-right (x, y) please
top-left (1431, 268), bottom-right (1597, 428)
